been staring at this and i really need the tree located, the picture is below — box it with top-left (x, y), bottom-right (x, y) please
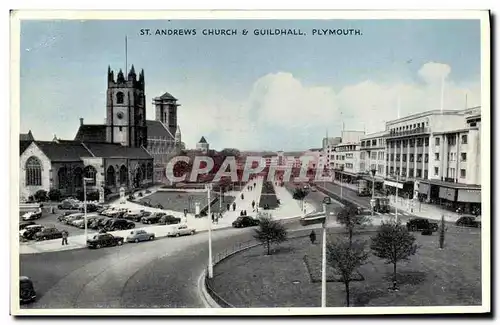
top-left (439, 214), bottom-right (445, 249)
top-left (336, 205), bottom-right (370, 247)
top-left (48, 189), bottom-right (62, 202)
top-left (292, 188), bottom-right (308, 210)
top-left (253, 216), bottom-right (288, 255)
top-left (219, 148), bottom-right (241, 158)
top-left (34, 190), bottom-right (47, 202)
top-left (327, 239), bottom-right (369, 307)
top-left (370, 221), bottom-right (418, 290)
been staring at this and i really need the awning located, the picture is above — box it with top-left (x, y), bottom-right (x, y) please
top-left (457, 189), bottom-right (481, 203)
top-left (418, 182), bottom-right (430, 195)
top-left (439, 187), bottom-right (456, 201)
top-left (384, 180), bottom-right (404, 189)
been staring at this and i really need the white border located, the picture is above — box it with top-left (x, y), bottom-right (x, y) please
top-left (9, 9), bottom-right (491, 317)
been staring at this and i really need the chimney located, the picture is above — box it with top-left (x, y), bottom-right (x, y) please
top-left (80, 118), bottom-right (84, 126)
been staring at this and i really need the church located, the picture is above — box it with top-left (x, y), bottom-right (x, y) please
top-left (19, 65), bottom-right (185, 202)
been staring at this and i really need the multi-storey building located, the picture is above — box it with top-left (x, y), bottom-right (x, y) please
top-left (359, 131), bottom-right (388, 191)
top-left (331, 130), bottom-right (365, 183)
top-left (322, 136), bottom-right (342, 168)
top-left (383, 107), bottom-right (481, 213)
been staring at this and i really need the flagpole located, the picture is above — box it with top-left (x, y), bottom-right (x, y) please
top-left (440, 74), bottom-right (445, 113)
top-left (125, 36), bottom-right (128, 72)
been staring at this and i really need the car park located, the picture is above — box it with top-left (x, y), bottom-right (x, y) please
top-left (158, 214), bottom-right (181, 225)
top-left (141, 212), bottom-right (165, 224)
top-left (34, 227), bottom-right (63, 241)
top-left (104, 219), bottom-right (135, 231)
top-left (19, 276), bottom-right (36, 304)
top-left (126, 229), bottom-right (155, 243)
top-left (406, 218), bottom-right (439, 232)
top-left (456, 216), bottom-right (481, 228)
top-left (232, 216), bottom-right (260, 228)
top-left (167, 224), bottom-right (196, 237)
top-left (87, 233), bottom-right (124, 249)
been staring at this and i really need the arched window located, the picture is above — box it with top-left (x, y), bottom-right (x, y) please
top-left (119, 165), bottom-right (128, 185)
top-left (141, 163), bottom-right (146, 180)
top-left (58, 167), bottom-right (68, 189)
top-left (83, 166), bottom-right (97, 186)
top-left (25, 156), bottom-right (42, 186)
top-left (116, 92), bottom-right (124, 104)
top-left (146, 162), bottom-right (153, 180)
top-left (73, 167), bottom-right (83, 188)
top-left (106, 166), bottom-right (116, 187)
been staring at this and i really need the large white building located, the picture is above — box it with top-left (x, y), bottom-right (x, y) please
top-left (330, 130), bottom-right (365, 183)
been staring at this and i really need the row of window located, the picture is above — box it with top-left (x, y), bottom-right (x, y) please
top-left (435, 134), bottom-right (468, 146)
top-left (389, 137), bottom-right (429, 148)
top-left (386, 166), bottom-right (467, 179)
top-left (360, 138), bottom-right (386, 148)
top-left (388, 153), bottom-right (429, 163)
top-left (390, 121), bottom-right (428, 134)
top-left (360, 152), bottom-right (385, 160)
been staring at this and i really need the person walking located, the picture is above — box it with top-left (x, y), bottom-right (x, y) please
top-left (61, 230), bottom-right (69, 246)
top-left (241, 193), bottom-right (244, 200)
top-left (309, 230), bottom-right (316, 244)
top-left (252, 200), bottom-right (256, 210)
top-left (233, 202), bottom-right (236, 211)
top-left (227, 203), bottom-right (230, 211)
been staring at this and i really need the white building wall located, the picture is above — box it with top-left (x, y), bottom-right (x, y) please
top-left (19, 143), bottom-right (52, 201)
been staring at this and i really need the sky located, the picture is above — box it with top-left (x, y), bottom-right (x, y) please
top-left (20, 19), bottom-right (481, 151)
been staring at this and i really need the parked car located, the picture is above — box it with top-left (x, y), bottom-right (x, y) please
top-left (126, 229), bottom-right (155, 243)
top-left (406, 218), bottom-right (439, 232)
top-left (79, 203), bottom-right (101, 213)
top-left (141, 212), bottom-right (165, 224)
top-left (19, 276), bottom-right (36, 304)
top-left (232, 216), bottom-right (260, 228)
top-left (20, 225), bottom-right (44, 240)
top-left (167, 224), bottom-right (196, 237)
top-left (104, 219), bottom-right (136, 231)
top-left (34, 227), bottom-right (63, 241)
top-left (89, 216), bottom-right (107, 229)
top-left (58, 199), bottom-right (80, 210)
top-left (107, 208), bottom-right (128, 218)
top-left (124, 210), bottom-right (150, 222)
top-left (19, 221), bottom-right (36, 231)
top-left (69, 215), bottom-right (86, 226)
top-left (74, 216), bottom-right (98, 229)
top-left (21, 208), bottom-right (42, 221)
top-left (87, 233), bottom-right (124, 249)
top-left (99, 207), bottom-right (117, 216)
top-left (64, 213), bottom-right (84, 225)
top-left (456, 216), bottom-right (481, 228)
top-left (158, 214), bottom-right (181, 225)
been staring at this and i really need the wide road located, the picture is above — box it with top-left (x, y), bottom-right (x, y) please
top-left (20, 218), bottom-right (313, 309)
top-left (283, 183), bottom-right (343, 216)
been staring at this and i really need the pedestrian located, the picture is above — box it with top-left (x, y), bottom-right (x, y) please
top-left (243, 210), bottom-right (247, 216)
top-left (240, 210), bottom-right (244, 216)
top-left (241, 193), bottom-right (244, 200)
top-left (252, 200), bottom-right (255, 210)
top-left (227, 203), bottom-right (230, 211)
top-left (61, 230), bottom-right (69, 246)
top-left (233, 202), bottom-right (236, 211)
top-left (309, 230), bottom-right (316, 244)
top-left (211, 212), bottom-right (215, 223)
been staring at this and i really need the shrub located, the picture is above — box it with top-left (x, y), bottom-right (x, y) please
top-left (48, 189), bottom-right (62, 202)
top-left (34, 190), bottom-right (48, 202)
top-left (28, 195), bottom-right (34, 203)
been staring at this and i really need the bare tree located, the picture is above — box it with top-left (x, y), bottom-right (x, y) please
top-left (336, 205), bottom-right (370, 247)
top-left (327, 239), bottom-right (368, 307)
top-left (439, 214), bottom-right (446, 249)
top-left (253, 216), bottom-right (288, 255)
top-left (370, 221), bottom-right (418, 290)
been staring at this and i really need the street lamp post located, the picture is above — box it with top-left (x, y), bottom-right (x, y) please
top-left (339, 165), bottom-right (344, 199)
top-left (370, 169), bottom-right (377, 218)
top-left (321, 203), bottom-right (328, 307)
top-left (395, 174), bottom-right (399, 223)
top-left (205, 183), bottom-right (213, 278)
top-left (82, 177), bottom-right (94, 243)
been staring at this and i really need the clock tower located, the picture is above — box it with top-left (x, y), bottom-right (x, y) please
top-left (106, 65), bottom-right (147, 147)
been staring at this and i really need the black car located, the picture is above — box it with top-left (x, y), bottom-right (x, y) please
top-left (124, 211), bottom-right (150, 222)
top-left (104, 219), bottom-right (136, 231)
top-left (20, 276), bottom-right (36, 304)
top-left (232, 216), bottom-right (260, 228)
top-left (34, 227), bottom-right (63, 241)
top-left (19, 221), bottom-right (36, 231)
top-left (87, 233), bottom-right (124, 249)
top-left (456, 216), bottom-right (481, 228)
top-left (141, 212), bottom-right (165, 224)
top-left (80, 203), bottom-right (101, 213)
top-left (21, 225), bottom-right (44, 240)
top-left (406, 218), bottom-right (439, 232)
top-left (158, 214), bottom-right (181, 225)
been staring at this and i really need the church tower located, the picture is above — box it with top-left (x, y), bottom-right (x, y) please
top-left (153, 91), bottom-right (180, 137)
top-left (106, 65), bottom-right (147, 147)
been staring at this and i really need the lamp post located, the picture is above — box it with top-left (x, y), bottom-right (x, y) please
top-left (82, 177), bottom-right (94, 243)
top-left (205, 183), bottom-right (213, 278)
top-left (370, 169), bottom-right (376, 218)
top-left (338, 165), bottom-right (344, 199)
top-left (395, 174), bottom-right (399, 223)
top-left (321, 203), bottom-right (328, 307)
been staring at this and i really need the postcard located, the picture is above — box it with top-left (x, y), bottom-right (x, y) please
top-left (10, 10), bottom-right (491, 316)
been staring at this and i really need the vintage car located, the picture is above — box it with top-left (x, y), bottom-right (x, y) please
top-left (166, 224), bottom-right (196, 237)
top-left (104, 219), bottom-right (135, 231)
top-left (126, 229), bottom-right (155, 243)
top-left (406, 218), bottom-right (439, 232)
top-left (87, 233), bottom-right (124, 249)
top-left (232, 216), bottom-right (260, 228)
top-left (21, 208), bottom-right (43, 221)
top-left (20, 276), bottom-right (37, 304)
top-left (34, 227), bottom-right (63, 241)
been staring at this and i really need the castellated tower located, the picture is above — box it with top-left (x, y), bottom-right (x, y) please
top-left (106, 65), bottom-right (147, 147)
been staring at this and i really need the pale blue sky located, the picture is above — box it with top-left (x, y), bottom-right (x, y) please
top-left (20, 19), bottom-right (481, 151)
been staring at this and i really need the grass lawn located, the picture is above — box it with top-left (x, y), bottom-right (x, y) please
top-left (208, 229), bottom-right (481, 307)
top-left (138, 191), bottom-right (234, 213)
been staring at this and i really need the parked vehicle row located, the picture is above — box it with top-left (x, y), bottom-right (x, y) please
top-left (57, 212), bottom-right (136, 231)
top-left (19, 223), bottom-right (63, 241)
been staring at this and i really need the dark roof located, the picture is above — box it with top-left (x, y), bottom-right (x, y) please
top-left (159, 92), bottom-right (177, 100)
top-left (146, 120), bottom-right (174, 140)
top-left (20, 140), bottom-right (33, 155)
top-left (35, 141), bottom-right (93, 162)
top-left (83, 142), bottom-right (152, 159)
top-left (198, 136), bottom-right (207, 144)
top-left (74, 125), bottom-right (107, 142)
top-left (20, 131), bottom-right (34, 141)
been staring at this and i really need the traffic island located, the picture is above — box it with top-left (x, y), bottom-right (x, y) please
top-left (206, 231), bottom-right (481, 307)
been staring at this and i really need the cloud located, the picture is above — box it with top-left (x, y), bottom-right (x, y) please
top-left (177, 62), bottom-right (479, 150)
